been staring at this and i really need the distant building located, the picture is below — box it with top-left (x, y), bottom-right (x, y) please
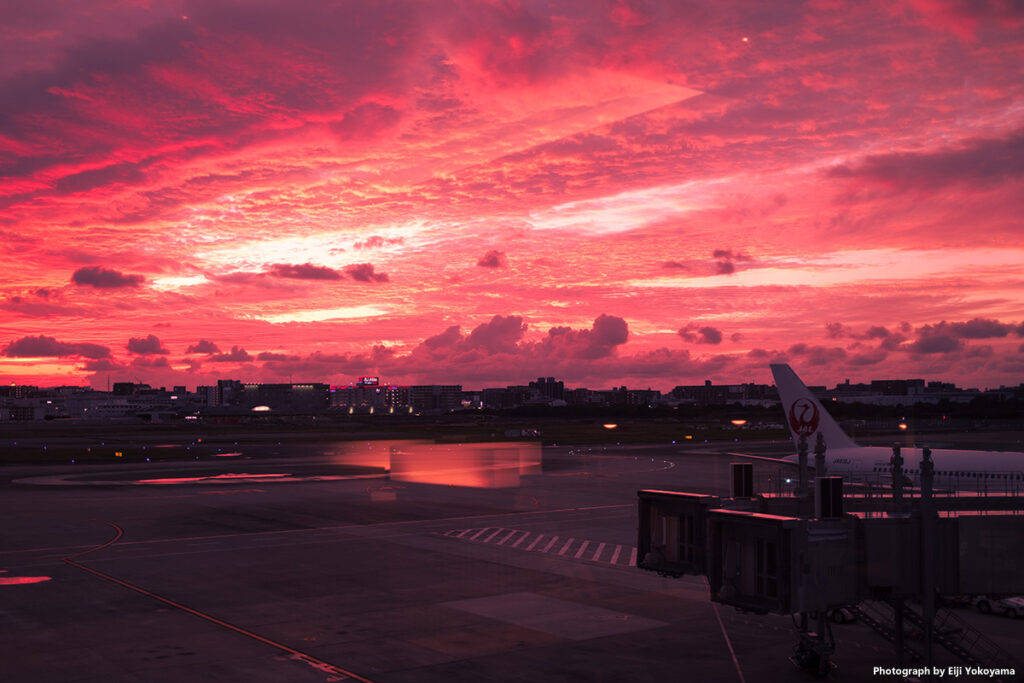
top-left (410, 385), bottom-right (462, 413)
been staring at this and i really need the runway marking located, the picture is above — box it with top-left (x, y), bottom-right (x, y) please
top-left (62, 520), bottom-right (376, 683)
top-left (441, 527), bottom-right (636, 567)
top-left (0, 503), bottom-right (633, 559)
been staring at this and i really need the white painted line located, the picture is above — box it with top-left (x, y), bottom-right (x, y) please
top-left (573, 540), bottom-right (591, 559)
top-left (558, 538), bottom-right (575, 556)
top-left (482, 528), bottom-right (503, 543)
top-left (610, 545), bottom-right (623, 564)
top-left (496, 530), bottom-right (518, 546)
top-left (540, 536), bottom-right (559, 553)
top-left (525, 534), bottom-right (545, 551)
top-left (628, 547), bottom-right (637, 566)
top-left (469, 528), bottom-right (490, 541)
top-left (511, 531), bottom-right (530, 548)
top-left (591, 542), bottom-right (606, 561)
top-left (456, 529), bottom-right (473, 538)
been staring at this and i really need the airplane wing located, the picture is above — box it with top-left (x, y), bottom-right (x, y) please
top-left (725, 452), bottom-right (798, 466)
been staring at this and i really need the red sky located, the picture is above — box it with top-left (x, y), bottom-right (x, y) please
top-left (2, 0), bottom-right (1023, 391)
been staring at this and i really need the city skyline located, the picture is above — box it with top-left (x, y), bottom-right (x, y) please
top-left (2, 2), bottom-right (1023, 391)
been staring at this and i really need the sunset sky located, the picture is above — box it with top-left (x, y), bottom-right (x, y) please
top-left (2, 0), bottom-right (1023, 391)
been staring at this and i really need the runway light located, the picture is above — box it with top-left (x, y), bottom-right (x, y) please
top-left (685, 435), bottom-right (693, 440)
top-left (899, 423), bottom-right (908, 430)
top-left (603, 423), bottom-right (618, 429)
top-left (115, 451), bottom-right (123, 457)
top-left (730, 419), bottom-right (747, 426)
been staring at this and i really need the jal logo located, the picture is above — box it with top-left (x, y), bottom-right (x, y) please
top-left (788, 398), bottom-right (819, 437)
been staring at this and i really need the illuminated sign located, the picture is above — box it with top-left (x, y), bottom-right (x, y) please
top-left (358, 376), bottom-right (380, 386)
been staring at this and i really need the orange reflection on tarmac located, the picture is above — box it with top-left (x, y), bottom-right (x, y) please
top-left (390, 442), bottom-right (542, 488)
top-left (328, 439), bottom-right (429, 469)
top-left (0, 575), bottom-right (51, 585)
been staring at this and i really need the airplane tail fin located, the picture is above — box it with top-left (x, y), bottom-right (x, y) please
top-left (770, 364), bottom-right (858, 450)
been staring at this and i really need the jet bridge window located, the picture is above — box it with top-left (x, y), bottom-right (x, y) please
top-left (755, 538), bottom-right (778, 598)
top-left (680, 513), bottom-right (696, 564)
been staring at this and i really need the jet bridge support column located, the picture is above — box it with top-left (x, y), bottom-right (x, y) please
top-left (920, 447), bottom-right (936, 673)
top-left (890, 444), bottom-right (905, 514)
top-left (814, 433), bottom-right (827, 479)
top-left (797, 434), bottom-right (810, 515)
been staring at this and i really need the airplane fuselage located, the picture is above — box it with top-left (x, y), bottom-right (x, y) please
top-left (781, 446), bottom-right (1024, 489)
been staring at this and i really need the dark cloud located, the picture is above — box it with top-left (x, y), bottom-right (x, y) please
top-left (715, 260), bottom-right (736, 275)
top-left (730, 332), bottom-right (744, 343)
top-left (848, 348), bottom-right (888, 366)
top-left (539, 314), bottom-right (629, 360)
top-left (131, 355), bottom-right (171, 368)
top-left (477, 250), bottom-right (508, 268)
top-left (80, 358), bottom-right (125, 372)
top-left (344, 263), bottom-right (389, 283)
top-left (661, 261), bottom-right (687, 270)
top-left (423, 325), bottom-right (464, 350)
top-left (825, 322), bottom-right (848, 339)
top-left (256, 351), bottom-right (300, 361)
top-left (186, 339), bottom-right (220, 354)
top-left (786, 343), bottom-right (847, 366)
top-left (209, 346), bottom-right (254, 362)
top-left (678, 324), bottom-right (723, 344)
top-left (2, 335), bottom-right (110, 359)
top-left (71, 266), bottom-right (144, 289)
top-left (126, 334), bottom-right (168, 355)
top-left (826, 131), bottom-right (1024, 189)
top-left (865, 326), bottom-right (891, 339)
top-left (268, 263), bottom-right (343, 280)
top-left (466, 315), bottom-right (527, 353)
top-left (907, 335), bottom-right (964, 354)
top-left (712, 249), bottom-right (751, 275)
top-left (965, 345), bottom-right (994, 359)
top-left (918, 317), bottom-right (1021, 339)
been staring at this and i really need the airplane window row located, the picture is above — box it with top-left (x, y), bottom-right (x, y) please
top-left (869, 466), bottom-right (1023, 481)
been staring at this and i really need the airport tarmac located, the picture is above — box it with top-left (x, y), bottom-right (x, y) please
top-left (1, 442), bottom-right (1021, 682)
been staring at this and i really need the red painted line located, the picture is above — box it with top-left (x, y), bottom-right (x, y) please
top-left (704, 577), bottom-right (747, 683)
top-left (510, 531), bottom-right (530, 548)
top-left (62, 520), bottom-right (376, 683)
top-left (496, 530), bottom-right (518, 545)
top-left (573, 540), bottom-right (591, 559)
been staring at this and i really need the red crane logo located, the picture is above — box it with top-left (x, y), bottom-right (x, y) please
top-left (788, 398), bottom-right (819, 437)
